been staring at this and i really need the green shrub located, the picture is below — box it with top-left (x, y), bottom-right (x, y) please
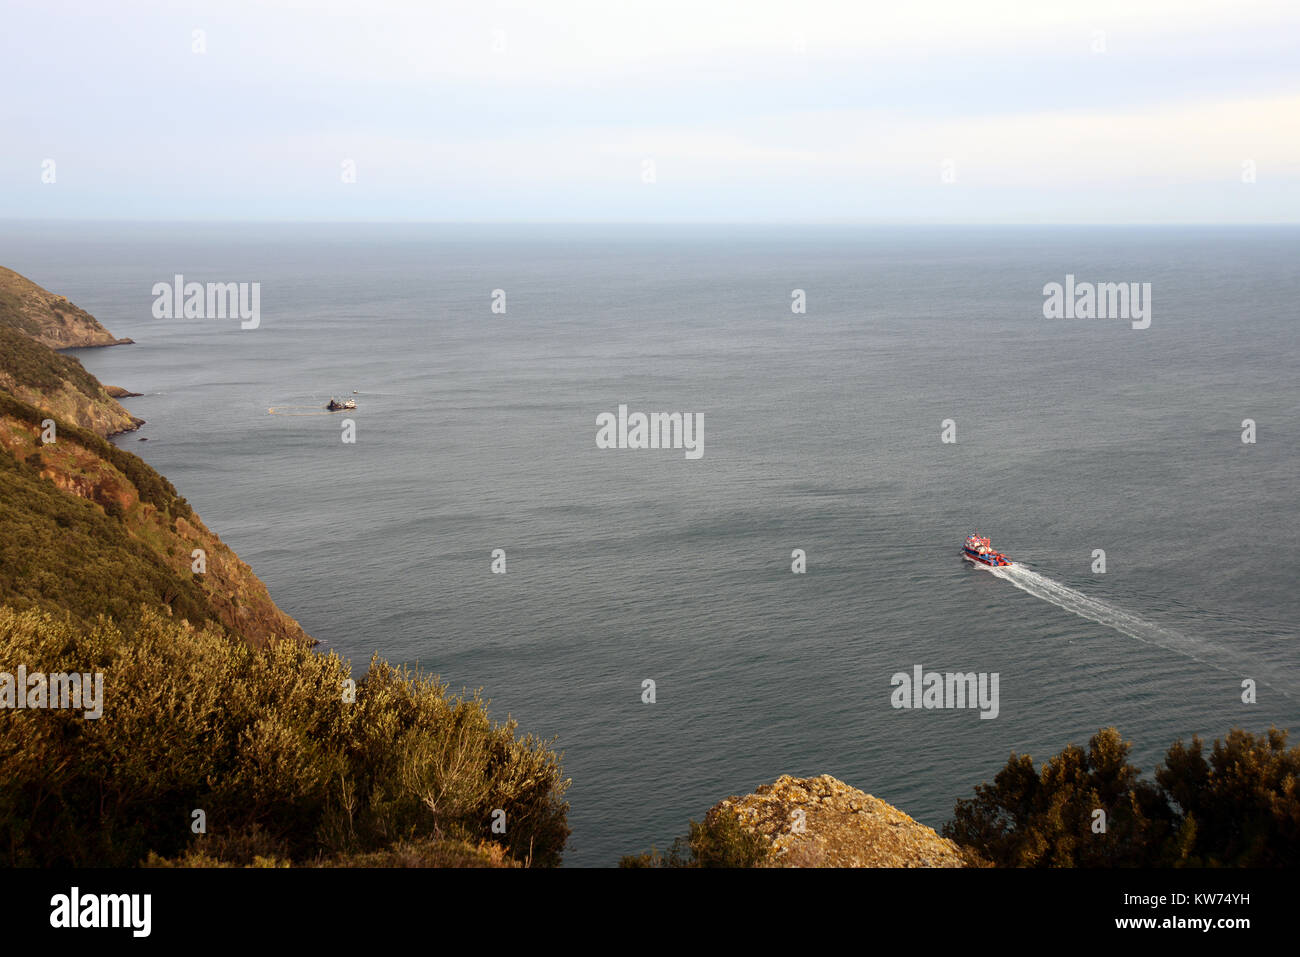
top-left (944, 726), bottom-right (1299, 867)
top-left (620, 809), bottom-right (772, 868)
top-left (0, 323), bottom-right (103, 395)
top-left (0, 437), bottom-right (213, 627)
top-left (1155, 727), bottom-right (1300, 866)
top-left (0, 606), bottom-right (570, 867)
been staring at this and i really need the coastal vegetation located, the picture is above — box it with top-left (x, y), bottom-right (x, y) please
top-left (620, 811), bottom-right (773, 867)
top-left (0, 387), bottom-right (312, 647)
top-left (0, 325), bottom-right (141, 436)
top-left (0, 607), bottom-right (570, 867)
top-left (944, 726), bottom-right (1299, 867)
top-left (0, 418), bottom-right (210, 627)
top-left (0, 324), bottom-right (102, 395)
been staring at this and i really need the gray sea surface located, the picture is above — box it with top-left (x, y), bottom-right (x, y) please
top-left (2, 221), bottom-right (1295, 866)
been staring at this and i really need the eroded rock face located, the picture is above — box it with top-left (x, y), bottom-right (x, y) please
top-left (0, 369), bottom-right (143, 437)
top-left (706, 774), bottom-right (967, 868)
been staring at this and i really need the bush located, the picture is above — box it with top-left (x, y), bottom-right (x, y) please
top-left (1155, 727), bottom-right (1300, 866)
top-left (0, 438), bottom-right (213, 628)
top-left (620, 809), bottom-right (772, 868)
top-left (943, 726), bottom-right (1299, 867)
top-left (0, 606), bottom-right (570, 867)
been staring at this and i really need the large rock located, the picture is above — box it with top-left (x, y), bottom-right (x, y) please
top-left (706, 774), bottom-right (967, 867)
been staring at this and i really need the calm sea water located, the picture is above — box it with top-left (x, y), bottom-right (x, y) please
top-left (3, 222), bottom-right (1297, 866)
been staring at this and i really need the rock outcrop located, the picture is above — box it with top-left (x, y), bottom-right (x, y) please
top-left (706, 774), bottom-right (968, 867)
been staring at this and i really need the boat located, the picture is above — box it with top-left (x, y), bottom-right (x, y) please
top-left (963, 533), bottom-right (1013, 567)
top-left (326, 397), bottom-right (357, 411)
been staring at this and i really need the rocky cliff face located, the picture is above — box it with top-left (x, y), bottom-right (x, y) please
top-left (0, 265), bottom-right (311, 649)
top-left (706, 774), bottom-right (968, 867)
top-left (0, 265), bottom-right (133, 349)
top-left (0, 266), bottom-right (141, 436)
top-left (0, 327), bottom-right (143, 437)
top-left (0, 394), bottom-right (312, 649)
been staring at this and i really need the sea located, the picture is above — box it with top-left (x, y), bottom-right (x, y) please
top-left (2, 221), bottom-right (1297, 866)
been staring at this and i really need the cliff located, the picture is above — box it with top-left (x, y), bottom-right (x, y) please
top-left (0, 391), bottom-right (311, 648)
top-left (0, 266), bottom-right (310, 648)
top-left (0, 266), bottom-right (142, 436)
top-left (0, 265), bottom-right (133, 349)
top-left (706, 774), bottom-right (968, 867)
top-left (0, 325), bottom-right (143, 436)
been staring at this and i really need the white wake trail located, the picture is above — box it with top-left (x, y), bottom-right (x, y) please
top-left (987, 562), bottom-right (1295, 698)
top-left (985, 563), bottom-right (1224, 667)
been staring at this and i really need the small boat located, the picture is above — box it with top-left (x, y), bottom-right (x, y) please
top-left (963, 533), bottom-right (1013, 567)
top-left (326, 397), bottom-right (357, 411)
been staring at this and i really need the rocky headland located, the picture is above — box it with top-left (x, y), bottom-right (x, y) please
top-left (0, 265), bottom-right (134, 349)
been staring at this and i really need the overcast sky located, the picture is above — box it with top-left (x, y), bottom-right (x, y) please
top-left (3, 0), bottom-right (1298, 222)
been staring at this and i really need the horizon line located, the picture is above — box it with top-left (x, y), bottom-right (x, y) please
top-left (4, 218), bottom-right (1299, 227)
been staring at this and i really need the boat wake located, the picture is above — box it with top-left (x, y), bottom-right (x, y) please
top-left (986, 563), bottom-right (1224, 668)
top-left (975, 558), bottom-right (1293, 697)
top-left (266, 406), bottom-right (338, 417)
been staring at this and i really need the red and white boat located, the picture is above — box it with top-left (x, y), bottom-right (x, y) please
top-left (963, 533), bottom-right (1013, 567)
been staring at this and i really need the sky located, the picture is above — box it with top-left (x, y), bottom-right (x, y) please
top-left (2, 0), bottom-right (1298, 222)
